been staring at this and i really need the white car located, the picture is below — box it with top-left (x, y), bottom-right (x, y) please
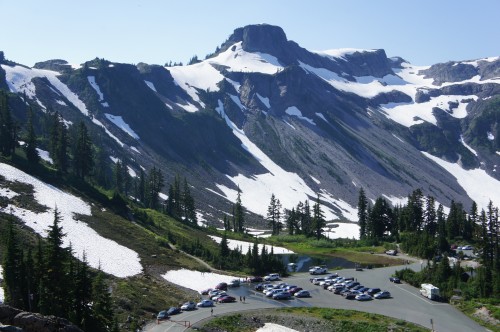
top-left (309, 266), bottom-right (328, 275)
top-left (264, 273), bottom-right (280, 281)
top-left (197, 299), bottom-right (214, 307)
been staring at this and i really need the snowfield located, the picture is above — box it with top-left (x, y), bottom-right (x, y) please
top-left (104, 113), bottom-right (140, 139)
top-left (209, 235), bottom-right (294, 254)
top-left (323, 223), bottom-right (360, 240)
top-left (422, 152), bottom-right (500, 209)
top-left (256, 323), bottom-right (299, 332)
top-left (0, 163), bottom-right (142, 278)
top-left (161, 269), bottom-right (240, 293)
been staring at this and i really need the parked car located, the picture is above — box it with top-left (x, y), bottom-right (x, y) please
top-left (200, 288), bottom-right (213, 295)
top-left (389, 277), bottom-right (401, 283)
top-left (273, 292), bottom-right (292, 300)
top-left (385, 249), bottom-right (397, 256)
top-left (217, 295), bottom-right (236, 303)
top-left (462, 245), bottom-right (473, 250)
top-left (294, 290), bottom-right (311, 298)
top-left (309, 266), bottom-right (328, 275)
top-left (197, 299), bottom-right (214, 307)
top-left (215, 282), bottom-right (228, 291)
top-left (366, 288), bottom-right (381, 295)
top-left (311, 277), bottom-right (326, 285)
top-left (343, 292), bottom-right (357, 300)
top-left (374, 290), bottom-right (391, 299)
top-left (228, 279), bottom-right (240, 287)
top-left (355, 293), bottom-right (372, 301)
top-left (265, 289), bottom-right (283, 297)
top-left (157, 310), bottom-right (169, 320)
top-left (264, 273), bottom-right (280, 281)
top-left (351, 285), bottom-right (364, 291)
top-left (357, 287), bottom-right (369, 293)
top-left (211, 292), bottom-right (227, 301)
top-left (249, 276), bottom-right (263, 283)
top-left (167, 307), bottom-right (181, 315)
top-left (181, 301), bottom-right (196, 311)
top-left (288, 287), bottom-right (302, 294)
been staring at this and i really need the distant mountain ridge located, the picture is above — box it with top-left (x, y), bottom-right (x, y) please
top-left (1, 24), bottom-right (499, 229)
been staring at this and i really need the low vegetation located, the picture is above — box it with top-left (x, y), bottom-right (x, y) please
top-left (198, 307), bottom-right (428, 332)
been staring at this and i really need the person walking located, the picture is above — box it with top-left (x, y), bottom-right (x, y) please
top-left (211, 308), bottom-right (213, 316)
top-left (243, 296), bottom-right (246, 302)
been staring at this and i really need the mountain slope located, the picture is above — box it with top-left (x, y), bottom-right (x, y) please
top-left (1, 24), bottom-right (499, 230)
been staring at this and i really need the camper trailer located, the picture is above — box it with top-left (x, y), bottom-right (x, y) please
top-left (420, 283), bottom-right (440, 300)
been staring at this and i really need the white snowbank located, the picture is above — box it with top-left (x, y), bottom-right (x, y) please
top-left (315, 48), bottom-right (378, 60)
top-left (87, 76), bottom-right (105, 101)
top-left (256, 323), bottom-right (299, 332)
top-left (0, 163), bottom-right (142, 278)
top-left (36, 148), bottom-right (53, 164)
top-left (144, 80), bottom-right (157, 92)
top-left (422, 152), bottom-right (500, 209)
top-left (257, 93), bottom-right (271, 108)
top-left (209, 235), bottom-right (294, 254)
top-left (285, 106), bottom-right (315, 125)
top-left (162, 269), bottom-right (239, 293)
top-left (323, 223), bottom-right (360, 240)
top-left (104, 113), bottom-right (140, 139)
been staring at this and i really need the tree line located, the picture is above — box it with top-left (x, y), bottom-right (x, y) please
top-left (358, 187), bottom-right (499, 299)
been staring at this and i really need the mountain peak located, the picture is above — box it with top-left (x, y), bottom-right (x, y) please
top-left (221, 24), bottom-right (289, 56)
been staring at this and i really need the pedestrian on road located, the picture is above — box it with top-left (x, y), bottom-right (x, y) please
top-left (211, 308), bottom-right (213, 316)
top-left (243, 296), bottom-right (246, 302)
top-left (239, 296), bottom-right (242, 302)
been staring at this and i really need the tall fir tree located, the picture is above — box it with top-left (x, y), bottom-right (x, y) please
top-left (233, 186), bottom-right (245, 233)
top-left (73, 121), bottom-right (94, 179)
top-left (25, 107), bottom-right (40, 166)
top-left (357, 188), bottom-right (368, 239)
top-left (312, 194), bottom-right (326, 240)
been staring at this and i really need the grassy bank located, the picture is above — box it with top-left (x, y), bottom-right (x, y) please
top-left (196, 307), bottom-right (428, 332)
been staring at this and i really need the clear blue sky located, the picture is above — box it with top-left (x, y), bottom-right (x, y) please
top-left (2, 0), bottom-right (499, 67)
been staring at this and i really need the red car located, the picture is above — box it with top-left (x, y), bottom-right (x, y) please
top-left (217, 295), bottom-right (236, 303)
top-left (215, 282), bottom-right (228, 291)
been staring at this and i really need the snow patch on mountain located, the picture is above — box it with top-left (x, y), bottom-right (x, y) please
top-left (257, 93), bottom-right (271, 108)
top-left (144, 80), bottom-right (157, 92)
top-left (460, 135), bottom-right (478, 156)
top-left (215, 100), bottom-right (350, 221)
top-left (168, 62), bottom-right (223, 106)
top-left (209, 235), bottom-right (294, 254)
top-left (0, 163), bottom-right (142, 277)
top-left (229, 94), bottom-right (245, 110)
top-left (422, 152), bottom-right (500, 209)
top-left (104, 113), bottom-right (140, 139)
top-left (36, 148), bottom-right (53, 164)
top-left (256, 323), bottom-right (299, 332)
top-left (176, 102), bottom-right (199, 113)
top-left (285, 106), bottom-right (315, 125)
top-left (210, 42), bottom-right (284, 74)
top-left (323, 223), bottom-right (360, 240)
top-left (87, 76), bottom-right (105, 102)
top-left (315, 48), bottom-right (378, 60)
top-left (92, 118), bottom-right (125, 147)
top-left (487, 132), bottom-right (495, 141)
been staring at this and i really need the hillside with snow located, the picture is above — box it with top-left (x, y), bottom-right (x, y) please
top-left (0, 163), bottom-right (142, 277)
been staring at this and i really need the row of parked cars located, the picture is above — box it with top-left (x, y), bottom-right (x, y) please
top-left (255, 281), bottom-right (311, 299)
top-left (311, 274), bottom-right (391, 301)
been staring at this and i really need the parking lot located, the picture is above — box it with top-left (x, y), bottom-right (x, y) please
top-left (146, 260), bottom-right (486, 332)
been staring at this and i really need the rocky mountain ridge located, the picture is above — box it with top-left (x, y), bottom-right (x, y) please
top-left (1, 24), bottom-right (499, 228)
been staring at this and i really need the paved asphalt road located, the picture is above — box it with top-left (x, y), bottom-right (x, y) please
top-left (144, 259), bottom-right (485, 332)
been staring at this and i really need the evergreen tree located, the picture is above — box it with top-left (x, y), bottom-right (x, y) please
top-left (138, 168), bottom-right (146, 204)
top-left (312, 194), bottom-right (326, 240)
top-left (219, 233), bottom-right (230, 268)
top-left (113, 161), bottom-right (123, 192)
top-left (25, 107), bottom-right (40, 166)
top-left (89, 269), bottom-right (114, 332)
top-left (285, 208), bottom-right (297, 235)
top-left (424, 195), bottom-right (436, 235)
top-left (233, 186), bottom-right (245, 233)
top-left (267, 194), bottom-right (281, 235)
top-left (182, 177), bottom-right (197, 223)
top-left (436, 204), bottom-right (449, 254)
top-left (0, 91), bottom-right (16, 157)
top-left (72, 253), bottom-right (92, 329)
top-left (358, 188), bottom-right (368, 239)
top-left (42, 207), bottom-right (69, 317)
top-left (2, 219), bottom-right (24, 308)
top-left (73, 122), bottom-right (94, 179)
